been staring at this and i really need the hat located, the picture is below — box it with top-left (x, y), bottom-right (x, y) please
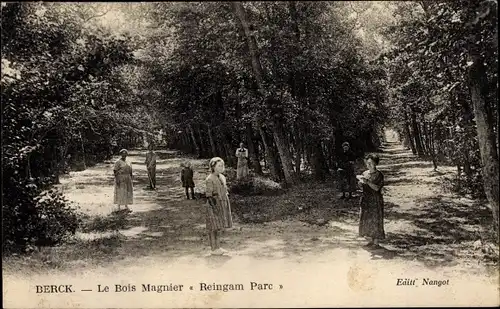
top-left (119, 149), bottom-right (128, 155)
top-left (342, 142), bottom-right (350, 148)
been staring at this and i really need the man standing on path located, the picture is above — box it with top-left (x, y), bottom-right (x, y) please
top-left (337, 142), bottom-right (356, 199)
top-left (145, 144), bottom-right (158, 190)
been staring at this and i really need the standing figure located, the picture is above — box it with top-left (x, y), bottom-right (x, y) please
top-left (235, 142), bottom-right (249, 179)
top-left (145, 145), bottom-right (157, 190)
top-left (113, 149), bottom-right (133, 212)
top-left (181, 161), bottom-right (195, 199)
top-left (357, 154), bottom-right (385, 247)
top-left (205, 157), bottom-right (233, 255)
top-left (337, 142), bottom-right (356, 199)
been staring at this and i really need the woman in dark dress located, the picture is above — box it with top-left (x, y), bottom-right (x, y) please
top-left (337, 142), bottom-right (356, 199)
top-left (357, 154), bottom-right (385, 247)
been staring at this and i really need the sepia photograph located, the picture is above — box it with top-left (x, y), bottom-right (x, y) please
top-left (2, 1), bottom-right (499, 308)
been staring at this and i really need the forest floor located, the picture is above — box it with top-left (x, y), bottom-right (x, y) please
top-left (3, 142), bottom-right (499, 307)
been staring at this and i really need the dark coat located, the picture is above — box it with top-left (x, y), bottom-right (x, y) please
top-left (337, 149), bottom-right (356, 170)
top-left (181, 167), bottom-right (195, 188)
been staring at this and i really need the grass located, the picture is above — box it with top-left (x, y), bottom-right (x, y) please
top-left (231, 181), bottom-right (358, 224)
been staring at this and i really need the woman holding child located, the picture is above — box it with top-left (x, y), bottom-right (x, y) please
top-left (357, 154), bottom-right (385, 247)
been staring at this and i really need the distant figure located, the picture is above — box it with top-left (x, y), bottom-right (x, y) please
top-left (357, 154), bottom-right (385, 247)
top-left (145, 145), bottom-right (157, 190)
top-left (113, 149), bottom-right (133, 213)
top-left (205, 157), bottom-right (233, 255)
top-left (235, 142), bottom-right (249, 179)
top-left (181, 161), bottom-right (195, 199)
top-left (337, 142), bottom-right (356, 199)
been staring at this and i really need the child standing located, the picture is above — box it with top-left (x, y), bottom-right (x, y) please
top-left (181, 161), bottom-right (195, 199)
top-left (205, 157), bottom-right (233, 255)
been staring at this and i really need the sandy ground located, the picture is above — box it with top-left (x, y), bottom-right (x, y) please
top-left (3, 143), bottom-right (499, 308)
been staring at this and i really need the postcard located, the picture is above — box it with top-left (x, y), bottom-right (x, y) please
top-left (2, 1), bottom-right (499, 308)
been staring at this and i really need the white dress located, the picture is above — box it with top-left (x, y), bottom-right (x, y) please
top-left (235, 147), bottom-right (249, 179)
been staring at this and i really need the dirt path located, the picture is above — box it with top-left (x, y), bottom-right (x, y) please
top-left (3, 143), bottom-right (499, 308)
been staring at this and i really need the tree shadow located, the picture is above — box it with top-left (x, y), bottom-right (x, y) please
top-left (13, 146), bottom-right (497, 274)
top-left (382, 197), bottom-right (495, 267)
top-left (362, 245), bottom-right (400, 260)
top-left (384, 176), bottom-right (439, 187)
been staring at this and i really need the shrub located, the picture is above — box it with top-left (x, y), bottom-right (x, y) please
top-left (229, 177), bottom-right (254, 195)
top-left (229, 175), bottom-right (283, 196)
top-left (2, 176), bottom-right (80, 254)
top-left (224, 167), bottom-right (237, 183)
top-left (440, 170), bottom-right (485, 199)
top-left (253, 176), bottom-right (282, 195)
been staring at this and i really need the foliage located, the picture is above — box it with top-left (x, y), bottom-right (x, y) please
top-left (229, 176), bottom-right (283, 196)
top-left (383, 0), bottom-right (498, 197)
top-left (1, 3), bottom-right (154, 253)
top-left (3, 1), bottom-right (497, 251)
top-left (2, 178), bottom-right (80, 253)
top-left (140, 1), bottom-right (388, 183)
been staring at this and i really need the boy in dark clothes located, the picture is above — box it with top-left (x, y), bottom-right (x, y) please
top-left (337, 142), bottom-right (356, 199)
top-left (181, 161), bottom-right (195, 199)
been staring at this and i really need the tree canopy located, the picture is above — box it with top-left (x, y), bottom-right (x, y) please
top-left (2, 1), bottom-right (498, 252)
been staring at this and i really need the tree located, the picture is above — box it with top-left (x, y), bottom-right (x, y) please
top-left (1, 2), bottom-right (153, 252)
top-left (384, 0), bottom-right (498, 233)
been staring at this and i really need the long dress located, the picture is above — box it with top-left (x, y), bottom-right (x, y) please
top-left (359, 170), bottom-right (385, 239)
top-left (235, 147), bottom-right (249, 179)
top-left (145, 151), bottom-right (157, 188)
top-left (114, 159), bottom-right (133, 205)
top-left (205, 173), bottom-right (233, 231)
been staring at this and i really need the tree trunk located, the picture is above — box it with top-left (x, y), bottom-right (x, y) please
top-left (421, 120), bottom-right (429, 156)
top-left (426, 122), bottom-right (433, 156)
top-left (212, 127), bottom-right (226, 159)
top-left (80, 131), bottom-right (87, 170)
top-left (188, 124), bottom-right (200, 157)
top-left (219, 126), bottom-right (234, 167)
top-left (272, 119), bottom-right (298, 185)
top-left (468, 53), bottom-right (499, 234)
top-left (411, 110), bottom-right (425, 156)
top-left (311, 138), bottom-right (329, 181)
top-left (232, 2), bottom-right (265, 86)
top-left (253, 136), bottom-right (262, 171)
top-left (305, 142), bottom-right (313, 170)
top-left (197, 124), bottom-right (207, 158)
top-left (246, 123), bottom-right (262, 175)
top-left (289, 1), bottom-right (302, 177)
top-left (259, 126), bottom-right (281, 181)
top-left (293, 122), bottom-right (302, 176)
top-left (233, 1), bottom-right (295, 185)
top-left (429, 123), bottom-right (438, 170)
top-left (327, 138), bottom-right (336, 172)
top-left (403, 110), bottom-right (417, 154)
top-left (183, 131), bottom-right (192, 153)
top-left (208, 124), bottom-right (218, 157)
top-left (463, 144), bottom-right (472, 178)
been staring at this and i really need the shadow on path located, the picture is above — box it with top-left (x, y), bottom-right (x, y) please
top-left (4, 145), bottom-right (497, 275)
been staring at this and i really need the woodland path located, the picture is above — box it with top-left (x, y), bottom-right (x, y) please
top-left (3, 142), bottom-right (499, 308)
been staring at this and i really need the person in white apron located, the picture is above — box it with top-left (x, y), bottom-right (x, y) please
top-left (235, 143), bottom-right (249, 179)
